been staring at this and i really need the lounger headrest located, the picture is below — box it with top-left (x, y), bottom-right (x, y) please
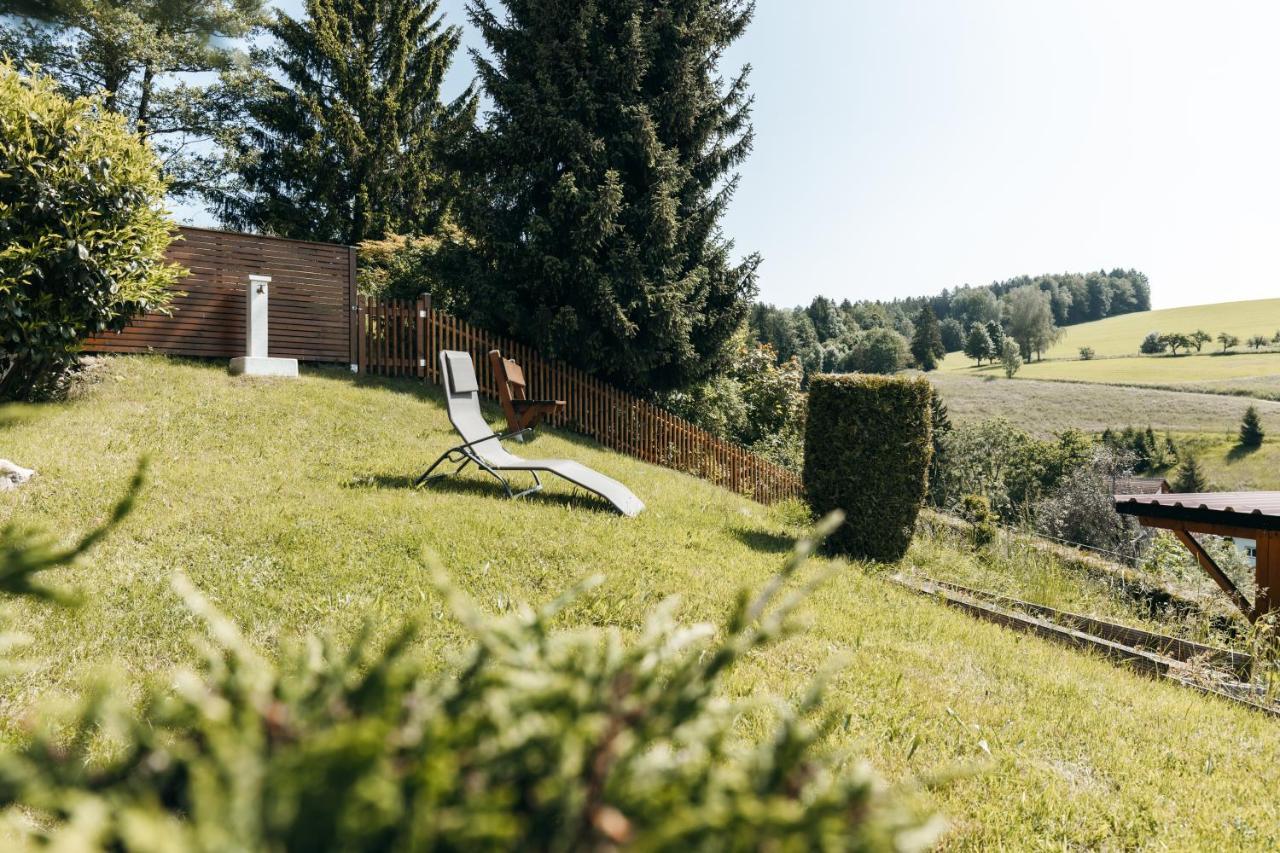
top-left (444, 351), bottom-right (479, 394)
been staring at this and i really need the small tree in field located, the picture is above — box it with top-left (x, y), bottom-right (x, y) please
top-left (1078, 346), bottom-right (1096, 360)
top-left (1218, 332), bottom-right (1240, 353)
top-left (1001, 345), bottom-right (1022, 378)
top-left (1248, 334), bottom-right (1269, 351)
top-left (1240, 405), bottom-right (1265, 449)
top-left (1173, 454), bottom-right (1208, 493)
top-left (0, 64), bottom-right (181, 400)
top-left (964, 324), bottom-right (993, 365)
top-left (1190, 329), bottom-right (1212, 352)
top-left (1140, 332), bottom-right (1166, 354)
top-left (1159, 332), bottom-right (1191, 355)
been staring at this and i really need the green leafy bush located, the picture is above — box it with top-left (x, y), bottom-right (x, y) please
top-left (661, 341), bottom-right (807, 470)
top-left (0, 498), bottom-right (940, 850)
top-left (0, 63), bottom-right (181, 400)
top-left (931, 419), bottom-right (1093, 522)
top-left (802, 374), bottom-right (933, 561)
top-left (958, 494), bottom-right (997, 548)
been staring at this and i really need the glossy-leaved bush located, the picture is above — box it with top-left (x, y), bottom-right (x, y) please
top-left (0, 63), bottom-right (181, 400)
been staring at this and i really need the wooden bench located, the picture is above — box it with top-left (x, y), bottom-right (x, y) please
top-left (489, 349), bottom-right (566, 433)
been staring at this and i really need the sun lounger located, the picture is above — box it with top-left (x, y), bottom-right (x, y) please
top-left (416, 351), bottom-right (645, 517)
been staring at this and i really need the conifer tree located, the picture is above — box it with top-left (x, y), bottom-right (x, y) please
top-left (0, 0), bottom-right (267, 199)
top-left (1173, 454), bottom-right (1208, 493)
top-left (1240, 405), bottom-right (1265, 449)
top-left (985, 320), bottom-right (1006, 356)
top-left (910, 305), bottom-right (945, 371)
top-left (214, 0), bottom-right (475, 244)
top-left (445, 0), bottom-right (760, 391)
top-left (963, 324), bottom-right (993, 365)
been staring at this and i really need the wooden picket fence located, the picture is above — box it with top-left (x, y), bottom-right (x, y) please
top-left (354, 295), bottom-right (803, 504)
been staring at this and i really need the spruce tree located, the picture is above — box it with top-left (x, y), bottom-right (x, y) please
top-left (963, 324), bottom-right (993, 365)
top-left (0, 0), bottom-right (267, 199)
top-left (1173, 454), bottom-right (1208, 493)
top-left (1240, 405), bottom-right (1265, 449)
top-left (446, 0), bottom-right (760, 391)
top-left (910, 305), bottom-right (945, 371)
top-left (986, 320), bottom-right (1006, 357)
top-left (214, 0), bottom-right (475, 244)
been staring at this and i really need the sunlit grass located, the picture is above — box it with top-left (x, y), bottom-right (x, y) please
top-left (2, 357), bottom-right (1279, 849)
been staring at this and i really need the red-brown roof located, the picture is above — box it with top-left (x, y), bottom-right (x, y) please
top-left (1114, 492), bottom-right (1280, 531)
top-left (1112, 476), bottom-right (1169, 495)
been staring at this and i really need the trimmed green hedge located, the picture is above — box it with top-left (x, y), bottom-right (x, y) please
top-left (802, 374), bottom-right (933, 561)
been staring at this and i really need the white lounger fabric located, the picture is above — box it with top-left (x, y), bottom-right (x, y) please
top-left (438, 351), bottom-right (645, 517)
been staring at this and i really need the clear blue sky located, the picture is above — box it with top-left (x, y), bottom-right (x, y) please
top-left (226, 0), bottom-right (1280, 310)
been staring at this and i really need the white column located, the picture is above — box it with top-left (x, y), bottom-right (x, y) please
top-left (247, 274), bottom-right (271, 358)
top-left (229, 273), bottom-right (298, 378)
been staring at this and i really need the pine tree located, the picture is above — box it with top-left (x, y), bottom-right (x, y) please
top-left (1173, 454), bottom-right (1208, 493)
top-left (963, 324), bottom-right (993, 365)
top-left (986, 320), bottom-right (1006, 357)
top-left (1240, 405), bottom-right (1265, 449)
top-left (444, 0), bottom-right (760, 391)
top-left (911, 305), bottom-right (945, 371)
top-left (214, 0), bottom-right (475, 244)
top-left (0, 0), bottom-right (267, 198)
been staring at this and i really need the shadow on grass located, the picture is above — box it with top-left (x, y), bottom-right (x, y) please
top-left (1226, 443), bottom-right (1262, 462)
top-left (731, 527), bottom-right (796, 555)
top-left (346, 470), bottom-right (615, 514)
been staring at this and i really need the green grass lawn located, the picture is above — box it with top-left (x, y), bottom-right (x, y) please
top-left (1039, 297), bottom-right (1280, 361)
top-left (3, 357), bottom-right (1280, 849)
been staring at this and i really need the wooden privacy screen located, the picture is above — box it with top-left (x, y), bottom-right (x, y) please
top-left (85, 226), bottom-right (357, 363)
top-left (355, 295), bottom-right (805, 505)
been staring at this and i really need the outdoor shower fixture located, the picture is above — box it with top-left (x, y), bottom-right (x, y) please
top-left (229, 274), bottom-right (299, 377)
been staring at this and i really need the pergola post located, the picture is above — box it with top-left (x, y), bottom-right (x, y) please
top-left (1114, 492), bottom-right (1280, 625)
top-left (1170, 527), bottom-right (1254, 621)
top-left (1254, 530), bottom-right (1278, 621)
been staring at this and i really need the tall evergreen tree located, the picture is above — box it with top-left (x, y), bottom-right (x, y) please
top-left (214, 0), bottom-right (475, 244)
top-left (910, 305), bottom-right (945, 371)
top-left (0, 0), bottom-right (266, 199)
top-left (1240, 405), bottom-right (1265, 449)
top-left (446, 0), bottom-right (760, 391)
top-left (963, 324), bottom-right (993, 365)
top-left (1172, 454), bottom-right (1208, 493)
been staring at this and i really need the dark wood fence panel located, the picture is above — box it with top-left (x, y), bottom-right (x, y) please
top-left (86, 226), bottom-right (357, 364)
top-left (356, 296), bottom-right (803, 504)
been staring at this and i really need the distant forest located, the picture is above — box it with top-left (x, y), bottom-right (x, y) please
top-left (749, 269), bottom-right (1150, 374)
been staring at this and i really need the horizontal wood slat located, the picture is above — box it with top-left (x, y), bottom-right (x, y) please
top-left (356, 296), bottom-right (803, 505)
top-left (85, 226), bottom-right (356, 362)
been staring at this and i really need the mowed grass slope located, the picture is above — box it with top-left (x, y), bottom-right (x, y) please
top-left (927, 371), bottom-right (1280, 437)
top-left (1043, 297), bottom-right (1280, 360)
top-left (2, 357), bottom-right (1279, 849)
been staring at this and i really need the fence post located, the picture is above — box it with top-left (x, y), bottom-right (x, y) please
top-left (417, 293), bottom-right (429, 380)
top-left (348, 246), bottom-right (359, 373)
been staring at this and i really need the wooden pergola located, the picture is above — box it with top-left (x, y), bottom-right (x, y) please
top-left (1115, 492), bottom-right (1280, 622)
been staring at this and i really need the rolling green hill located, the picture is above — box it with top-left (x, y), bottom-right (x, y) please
top-left (1042, 297), bottom-right (1280, 360)
top-left (940, 297), bottom-right (1280, 398)
top-left (3, 357), bottom-right (1280, 848)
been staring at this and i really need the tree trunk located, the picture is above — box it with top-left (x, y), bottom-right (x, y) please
top-left (137, 63), bottom-right (155, 137)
